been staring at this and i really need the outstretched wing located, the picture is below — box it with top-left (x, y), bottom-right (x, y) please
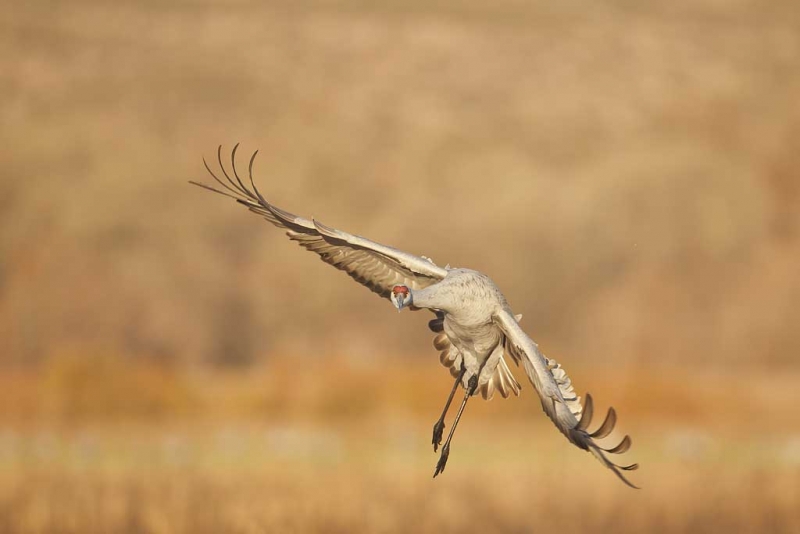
top-left (494, 309), bottom-right (639, 488)
top-left (190, 145), bottom-right (449, 299)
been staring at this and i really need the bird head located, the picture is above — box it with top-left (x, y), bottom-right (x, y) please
top-left (390, 285), bottom-right (412, 312)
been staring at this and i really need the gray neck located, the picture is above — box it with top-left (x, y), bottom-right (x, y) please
top-left (410, 285), bottom-right (450, 312)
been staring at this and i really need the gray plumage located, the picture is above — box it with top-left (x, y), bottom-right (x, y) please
top-left (191, 145), bottom-right (639, 488)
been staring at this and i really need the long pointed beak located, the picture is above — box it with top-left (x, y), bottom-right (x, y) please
top-left (396, 299), bottom-right (404, 312)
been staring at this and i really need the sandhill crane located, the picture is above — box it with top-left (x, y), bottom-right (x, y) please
top-left (191, 145), bottom-right (639, 487)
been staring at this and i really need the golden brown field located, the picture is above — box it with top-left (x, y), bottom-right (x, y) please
top-left (1, 361), bottom-right (799, 532)
top-left (2, 0), bottom-right (800, 532)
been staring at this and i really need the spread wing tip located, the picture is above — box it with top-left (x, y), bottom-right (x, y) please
top-left (573, 392), bottom-right (639, 488)
top-left (191, 145), bottom-right (317, 232)
top-left (191, 145), bottom-right (262, 205)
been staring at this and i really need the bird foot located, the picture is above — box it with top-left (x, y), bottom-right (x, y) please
top-left (432, 420), bottom-right (445, 452)
top-left (467, 375), bottom-right (479, 395)
top-left (433, 444), bottom-right (450, 478)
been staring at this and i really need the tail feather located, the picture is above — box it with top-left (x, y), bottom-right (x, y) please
top-left (430, 313), bottom-right (520, 400)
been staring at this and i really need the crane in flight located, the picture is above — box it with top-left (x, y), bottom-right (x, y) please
top-left (191, 145), bottom-right (639, 487)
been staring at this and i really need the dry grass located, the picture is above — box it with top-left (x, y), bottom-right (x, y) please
top-left (0, 419), bottom-right (798, 534)
top-left (2, 469), bottom-right (799, 534)
top-left (0, 360), bottom-right (799, 532)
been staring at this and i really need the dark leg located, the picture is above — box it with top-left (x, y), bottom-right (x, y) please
top-left (432, 368), bottom-right (467, 452)
top-left (433, 374), bottom-right (478, 478)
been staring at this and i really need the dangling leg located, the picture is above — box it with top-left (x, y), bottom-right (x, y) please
top-left (432, 368), bottom-right (467, 452)
top-left (433, 374), bottom-right (478, 478)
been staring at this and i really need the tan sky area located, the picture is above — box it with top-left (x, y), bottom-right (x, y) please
top-left (2, 1), bottom-right (798, 372)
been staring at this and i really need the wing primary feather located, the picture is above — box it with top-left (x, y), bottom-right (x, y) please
top-left (243, 159), bottom-right (307, 230)
top-left (246, 151), bottom-right (274, 213)
top-left (589, 447), bottom-right (640, 486)
top-left (230, 143), bottom-right (251, 193)
top-left (590, 407), bottom-right (617, 439)
top-left (247, 149), bottom-right (260, 193)
top-left (217, 144), bottom-right (245, 194)
top-left (576, 393), bottom-right (594, 431)
top-left (602, 435), bottom-right (632, 454)
top-left (189, 179), bottom-right (241, 201)
top-left (202, 156), bottom-right (241, 197)
top-left (606, 460), bottom-right (640, 487)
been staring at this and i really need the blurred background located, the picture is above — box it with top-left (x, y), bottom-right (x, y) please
top-left (2, 0), bottom-right (799, 532)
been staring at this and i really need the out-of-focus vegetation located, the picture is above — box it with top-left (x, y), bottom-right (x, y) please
top-left (1, 423), bottom-right (798, 533)
top-left (2, 0), bottom-right (799, 370)
top-left (1, 0), bottom-right (799, 532)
